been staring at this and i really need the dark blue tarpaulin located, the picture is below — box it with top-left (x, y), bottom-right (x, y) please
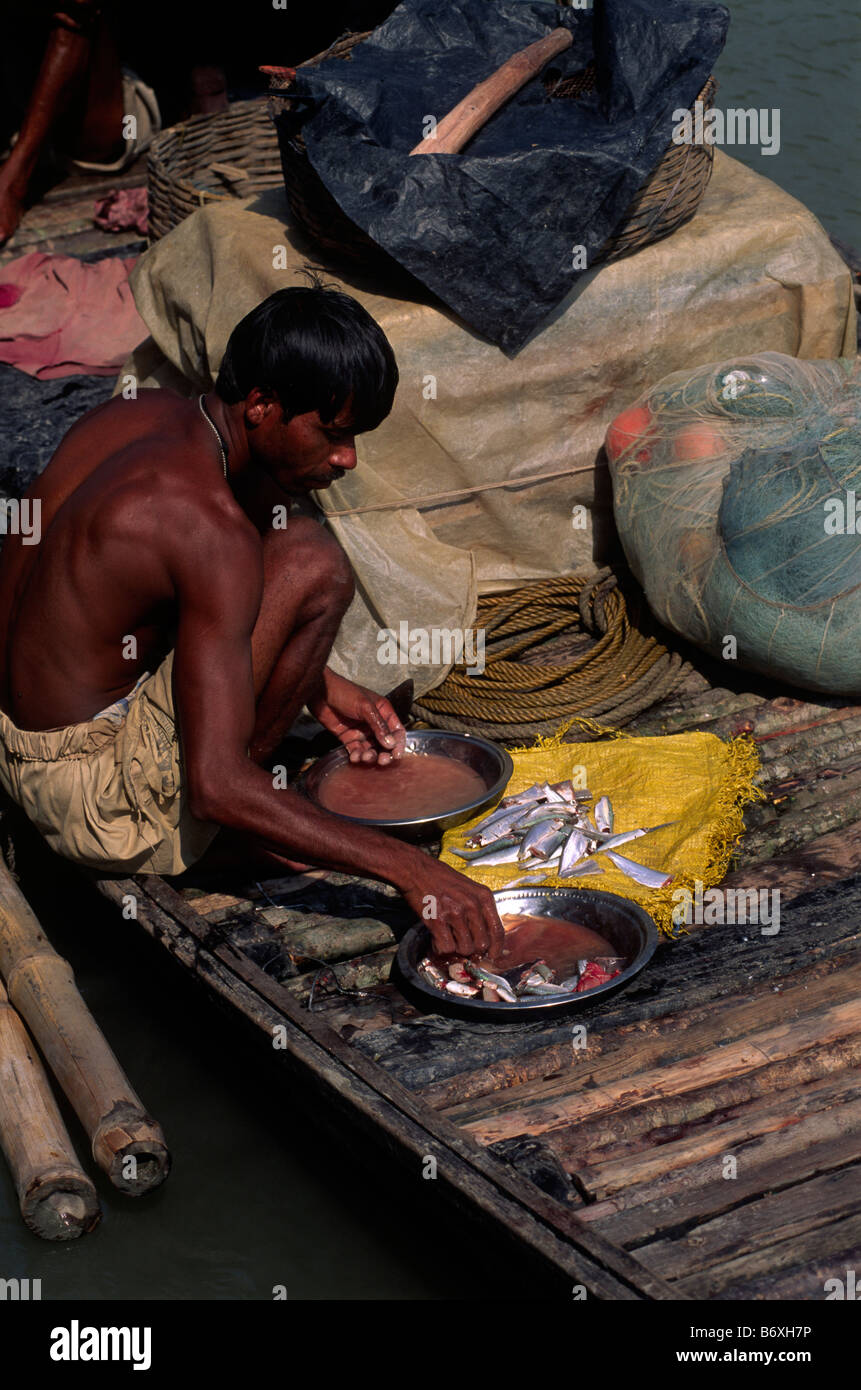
top-left (280, 0), bottom-right (729, 354)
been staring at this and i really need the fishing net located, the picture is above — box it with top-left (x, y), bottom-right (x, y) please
top-left (608, 352), bottom-right (861, 695)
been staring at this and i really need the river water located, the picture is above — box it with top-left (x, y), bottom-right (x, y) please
top-left (0, 1), bottom-right (858, 1302)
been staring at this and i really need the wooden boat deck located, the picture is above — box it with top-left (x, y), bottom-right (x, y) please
top-left (91, 682), bottom-right (861, 1300)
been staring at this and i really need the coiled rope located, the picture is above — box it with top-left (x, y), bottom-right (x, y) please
top-left (413, 569), bottom-right (690, 743)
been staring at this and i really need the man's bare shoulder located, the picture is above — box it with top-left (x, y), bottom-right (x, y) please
top-left (90, 436), bottom-right (262, 574)
top-left (50, 391), bottom-right (263, 587)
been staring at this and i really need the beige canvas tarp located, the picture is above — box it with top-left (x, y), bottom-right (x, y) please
top-left (120, 151), bottom-right (856, 695)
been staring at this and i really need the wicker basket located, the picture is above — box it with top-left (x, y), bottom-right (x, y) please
top-left (147, 98), bottom-right (284, 241)
top-left (147, 35), bottom-right (717, 270)
top-left (273, 31), bottom-right (718, 273)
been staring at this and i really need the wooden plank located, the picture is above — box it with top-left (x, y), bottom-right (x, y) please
top-left (450, 997), bottom-right (861, 1146)
top-left (701, 1242), bottom-right (861, 1300)
top-left (549, 1035), bottom-right (861, 1167)
top-left (571, 1073), bottom-right (861, 1201)
top-left (417, 937), bottom-right (860, 1111)
top-left (305, 983), bottom-right (421, 1040)
top-left (279, 947), bottom-right (398, 1001)
top-left (675, 1213), bottom-right (861, 1300)
top-left (753, 711), bottom-right (861, 767)
top-left (638, 1164), bottom-right (861, 1281)
top-left (182, 868), bottom-right (336, 922)
top-left (435, 956), bottom-right (861, 1124)
top-left (735, 788), bottom-right (861, 867)
top-left (94, 873), bottom-right (678, 1300)
top-left (720, 820), bottom-right (861, 901)
top-left (579, 1127), bottom-right (861, 1246)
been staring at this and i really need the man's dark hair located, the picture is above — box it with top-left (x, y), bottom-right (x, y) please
top-left (215, 280), bottom-right (398, 432)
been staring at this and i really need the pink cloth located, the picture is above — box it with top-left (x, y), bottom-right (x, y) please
top-left (94, 187), bottom-right (149, 236)
top-left (0, 251), bottom-right (147, 379)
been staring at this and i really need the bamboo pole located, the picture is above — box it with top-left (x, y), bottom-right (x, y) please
top-left (409, 27), bottom-right (573, 156)
top-left (0, 977), bottom-right (99, 1239)
top-left (0, 860), bottom-right (170, 1195)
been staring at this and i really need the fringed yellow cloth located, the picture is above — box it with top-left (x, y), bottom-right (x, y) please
top-left (440, 729), bottom-right (764, 936)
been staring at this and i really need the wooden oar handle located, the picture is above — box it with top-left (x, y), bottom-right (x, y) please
top-left (410, 26), bottom-right (573, 156)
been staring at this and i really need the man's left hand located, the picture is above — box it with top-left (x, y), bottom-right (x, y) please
top-left (308, 670), bottom-right (407, 765)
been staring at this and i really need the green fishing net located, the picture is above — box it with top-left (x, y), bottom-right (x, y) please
top-left (607, 352), bottom-right (861, 694)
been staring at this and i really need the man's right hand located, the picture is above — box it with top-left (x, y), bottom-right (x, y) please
top-left (399, 857), bottom-right (505, 958)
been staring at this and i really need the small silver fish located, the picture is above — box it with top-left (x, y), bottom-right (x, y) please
top-left (514, 963), bottom-right (544, 991)
top-left (500, 784), bottom-right (544, 808)
top-left (594, 796), bottom-right (613, 833)
top-left (419, 958), bottom-right (446, 988)
top-left (571, 859), bottom-right (603, 877)
top-left (516, 963), bottom-right (556, 993)
top-left (452, 838), bottom-right (521, 866)
top-left (514, 804), bottom-right (572, 830)
top-left (445, 980), bottom-right (481, 997)
top-left (504, 871), bottom-right (552, 888)
top-left (559, 828), bottom-right (588, 875)
top-left (591, 820), bottom-right (679, 853)
top-left (605, 849), bottom-right (674, 888)
top-left (520, 821), bottom-right (568, 861)
top-left (541, 783), bottom-right (567, 803)
top-left (468, 803), bottom-right (515, 833)
top-left (467, 819), bottom-right (527, 848)
top-left (464, 961), bottom-right (517, 1002)
top-left (466, 805), bottom-right (532, 843)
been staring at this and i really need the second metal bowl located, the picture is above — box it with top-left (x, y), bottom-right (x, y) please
top-left (396, 887), bottom-right (659, 1021)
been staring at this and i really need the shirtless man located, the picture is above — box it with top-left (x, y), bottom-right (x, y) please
top-left (0, 283), bottom-right (502, 958)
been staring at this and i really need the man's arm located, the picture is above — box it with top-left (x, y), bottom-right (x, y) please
top-left (169, 507), bottom-right (503, 957)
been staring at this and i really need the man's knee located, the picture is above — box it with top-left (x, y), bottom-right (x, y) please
top-left (263, 516), bottom-right (355, 610)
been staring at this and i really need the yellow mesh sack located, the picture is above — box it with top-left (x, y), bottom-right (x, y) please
top-left (440, 728), bottom-right (763, 936)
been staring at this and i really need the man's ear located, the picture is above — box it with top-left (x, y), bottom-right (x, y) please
top-left (244, 387), bottom-right (279, 427)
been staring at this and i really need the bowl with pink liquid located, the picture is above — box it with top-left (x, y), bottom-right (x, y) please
top-left (397, 886), bottom-right (659, 1021)
top-left (302, 729), bottom-right (513, 841)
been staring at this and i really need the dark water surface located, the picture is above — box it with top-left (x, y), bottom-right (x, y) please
top-left (713, 0), bottom-right (859, 246)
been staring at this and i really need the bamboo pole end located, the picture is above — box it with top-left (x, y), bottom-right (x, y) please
top-left (92, 1108), bottom-right (171, 1195)
top-left (24, 1171), bottom-right (100, 1241)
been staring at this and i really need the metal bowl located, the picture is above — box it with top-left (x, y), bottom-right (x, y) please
top-left (396, 887), bottom-right (659, 1021)
top-left (301, 729), bottom-right (514, 841)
